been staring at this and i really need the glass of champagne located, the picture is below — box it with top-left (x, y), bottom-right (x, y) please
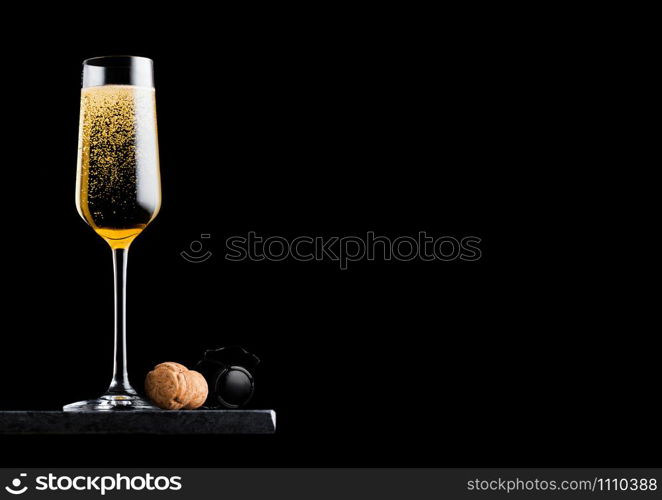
top-left (64, 56), bottom-right (161, 411)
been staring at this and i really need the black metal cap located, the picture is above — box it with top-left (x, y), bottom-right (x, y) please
top-left (196, 347), bottom-right (260, 409)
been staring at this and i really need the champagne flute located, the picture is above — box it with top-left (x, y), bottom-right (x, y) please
top-left (64, 56), bottom-right (161, 411)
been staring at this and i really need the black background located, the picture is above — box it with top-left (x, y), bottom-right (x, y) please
top-left (0, 9), bottom-right (657, 467)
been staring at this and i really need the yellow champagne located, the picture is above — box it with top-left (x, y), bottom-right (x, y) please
top-left (76, 85), bottom-right (161, 249)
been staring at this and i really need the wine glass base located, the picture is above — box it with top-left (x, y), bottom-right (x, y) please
top-left (63, 394), bottom-right (159, 412)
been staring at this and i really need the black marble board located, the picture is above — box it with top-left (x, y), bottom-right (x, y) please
top-left (0, 410), bottom-right (276, 434)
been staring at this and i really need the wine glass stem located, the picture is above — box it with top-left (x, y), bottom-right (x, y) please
top-left (107, 247), bottom-right (134, 395)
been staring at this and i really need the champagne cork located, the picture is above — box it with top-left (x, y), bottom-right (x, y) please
top-left (145, 362), bottom-right (208, 410)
